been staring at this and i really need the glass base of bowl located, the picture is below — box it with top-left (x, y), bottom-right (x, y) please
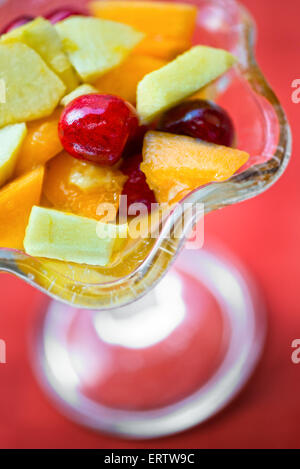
top-left (32, 245), bottom-right (266, 439)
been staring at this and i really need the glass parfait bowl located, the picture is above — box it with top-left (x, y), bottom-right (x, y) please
top-left (0, 0), bottom-right (291, 438)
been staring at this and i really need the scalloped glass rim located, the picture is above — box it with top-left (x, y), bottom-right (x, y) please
top-left (0, 0), bottom-right (292, 309)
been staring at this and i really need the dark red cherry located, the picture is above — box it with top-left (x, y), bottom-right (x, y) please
top-left (45, 8), bottom-right (85, 24)
top-left (58, 94), bottom-right (139, 166)
top-left (1, 15), bottom-right (35, 34)
top-left (123, 124), bottom-right (149, 157)
top-left (159, 99), bottom-right (235, 147)
top-left (120, 153), bottom-right (156, 215)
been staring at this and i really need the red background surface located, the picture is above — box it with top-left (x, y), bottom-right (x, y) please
top-left (0, 0), bottom-right (299, 449)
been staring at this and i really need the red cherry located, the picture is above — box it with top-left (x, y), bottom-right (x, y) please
top-left (45, 8), bottom-right (85, 24)
top-left (121, 153), bottom-right (144, 176)
top-left (159, 99), bottom-right (235, 147)
top-left (1, 15), bottom-right (35, 34)
top-left (120, 153), bottom-right (156, 215)
top-left (58, 94), bottom-right (139, 166)
top-left (123, 124), bottom-right (149, 157)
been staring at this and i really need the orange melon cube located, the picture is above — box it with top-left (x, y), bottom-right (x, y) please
top-left (43, 152), bottom-right (127, 221)
top-left (135, 36), bottom-right (190, 60)
top-left (14, 108), bottom-right (62, 177)
top-left (90, 1), bottom-right (197, 41)
top-left (0, 166), bottom-right (44, 249)
top-left (141, 131), bottom-right (249, 203)
top-left (95, 54), bottom-right (166, 104)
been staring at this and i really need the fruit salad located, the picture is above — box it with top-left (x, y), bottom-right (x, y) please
top-left (0, 1), bottom-right (249, 268)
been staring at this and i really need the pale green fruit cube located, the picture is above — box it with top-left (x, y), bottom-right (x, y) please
top-left (61, 84), bottom-right (98, 106)
top-left (24, 206), bottom-right (128, 266)
top-left (0, 123), bottom-right (27, 187)
top-left (0, 42), bottom-right (66, 127)
top-left (56, 16), bottom-right (144, 82)
top-left (137, 45), bottom-right (237, 123)
top-left (1, 17), bottom-right (79, 92)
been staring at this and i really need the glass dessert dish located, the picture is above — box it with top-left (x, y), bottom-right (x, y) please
top-left (0, 0), bottom-right (291, 438)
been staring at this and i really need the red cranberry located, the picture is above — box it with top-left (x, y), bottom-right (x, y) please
top-left (159, 99), bottom-right (235, 147)
top-left (1, 15), bottom-right (35, 34)
top-left (45, 8), bottom-right (85, 24)
top-left (120, 153), bottom-right (156, 215)
top-left (58, 94), bottom-right (139, 166)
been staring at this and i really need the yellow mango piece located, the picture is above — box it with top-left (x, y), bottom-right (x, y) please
top-left (95, 54), bottom-right (166, 104)
top-left (90, 1), bottom-right (197, 42)
top-left (0, 42), bottom-right (65, 127)
top-left (14, 108), bottom-right (63, 177)
top-left (141, 131), bottom-right (249, 203)
top-left (0, 166), bottom-right (44, 249)
top-left (137, 45), bottom-right (237, 123)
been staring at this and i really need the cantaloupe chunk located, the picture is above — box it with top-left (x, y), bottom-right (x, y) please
top-left (0, 167), bottom-right (44, 249)
top-left (137, 46), bottom-right (237, 123)
top-left (56, 17), bottom-right (144, 83)
top-left (1, 17), bottom-right (79, 92)
top-left (0, 42), bottom-right (66, 127)
top-left (43, 152), bottom-right (127, 221)
top-left (24, 206), bottom-right (128, 266)
top-left (135, 36), bottom-right (190, 60)
top-left (90, 1), bottom-right (197, 41)
top-left (141, 131), bottom-right (249, 203)
top-left (14, 108), bottom-right (63, 177)
top-left (95, 54), bottom-right (166, 104)
top-left (90, 1), bottom-right (196, 60)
